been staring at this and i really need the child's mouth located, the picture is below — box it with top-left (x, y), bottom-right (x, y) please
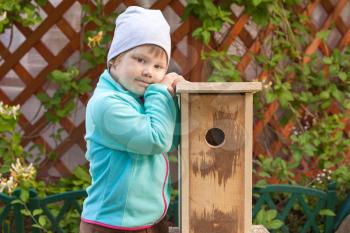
top-left (136, 79), bottom-right (149, 87)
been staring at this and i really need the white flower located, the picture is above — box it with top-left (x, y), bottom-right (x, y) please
top-left (0, 12), bottom-right (7, 22)
top-left (0, 176), bottom-right (18, 194)
top-left (11, 158), bottom-right (36, 181)
top-left (0, 102), bottom-right (20, 119)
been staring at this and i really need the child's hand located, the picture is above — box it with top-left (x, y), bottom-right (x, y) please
top-left (160, 72), bottom-right (189, 96)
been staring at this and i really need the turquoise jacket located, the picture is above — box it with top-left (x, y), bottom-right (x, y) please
top-left (81, 70), bottom-right (179, 230)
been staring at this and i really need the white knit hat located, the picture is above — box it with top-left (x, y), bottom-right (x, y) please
top-left (107, 6), bottom-right (171, 65)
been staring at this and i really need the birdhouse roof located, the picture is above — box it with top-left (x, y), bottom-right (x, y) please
top-left (176, 82), bottom-right (262, 93)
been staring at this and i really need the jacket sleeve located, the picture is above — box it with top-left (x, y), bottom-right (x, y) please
top-left (95, 84), bottom-right (177, 155)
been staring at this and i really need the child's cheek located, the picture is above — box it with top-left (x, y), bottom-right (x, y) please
top-left (154, 76), bottom-right (165, 84)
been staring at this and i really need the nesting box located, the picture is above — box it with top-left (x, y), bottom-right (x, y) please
top-left (176, 82), bottom-right (262, 233)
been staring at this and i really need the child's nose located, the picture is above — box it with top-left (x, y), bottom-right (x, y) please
top-left (142, 67), bottom-right (152, 78)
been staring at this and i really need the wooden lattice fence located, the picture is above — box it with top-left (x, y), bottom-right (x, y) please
top-left (0, 0), bottom-right (350, 179)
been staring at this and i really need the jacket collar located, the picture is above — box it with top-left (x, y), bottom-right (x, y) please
top-left (97, 69), bottom-right (142, 101)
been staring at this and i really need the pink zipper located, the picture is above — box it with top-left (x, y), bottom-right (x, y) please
top-left (160, 153), bottom-right (169, 219)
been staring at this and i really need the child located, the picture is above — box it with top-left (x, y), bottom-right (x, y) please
top-left (80, 6), bottom-right (185, 233)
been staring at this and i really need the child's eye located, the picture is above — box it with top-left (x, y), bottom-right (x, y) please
top-left (134, 57), bottom-right (145, 63)
top-left (154, 65), bottom-right (164, 69)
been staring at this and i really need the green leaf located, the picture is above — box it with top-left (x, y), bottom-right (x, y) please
top-left (256, 209), bottom-right (265, 224)
top-left (32, 224), bottom-right (43, 229)
top-left (20, 189), bottom-right (29, 202)
top-left (11, 199), bottom-right (24, 205)
top-left (39, 215), bottom-right (46, 226)
top-left (33, 209), bottom-right (43, 216)
top-left (78, 78), bottom-right (92, 93)
top-left (319, 91), bottom-right (330, 99)
top-left (339, 72), bottom-right (347, 81)
top-left (259, 171), bottom-right (271, 178)
top-left (252, 0), bottom-right (263, 6)
top-left (316, 30), bottom-right (330, 41)
top-left (332, 89), bottom-right (344, 102)
top-left (279, 90), bottom-right (294, 107)
top-left (36, 92), bottom-right (50, 103)
top-left (265, 91), bottom-right (276, 103)
top-left (202, 30), bottom-right (211, 45)
top-left (268, 219), bottom-right (284, 229)
top-left (322, 57), bottom-right (333, 65)
top-left (73, 166), bottom-right (91, 183)
top-left (20, 209), bottom-right (31, 216)
top-left (266, 209), bottom-right (278, 222)
top-left (319, 209), bottom-right (336, 216)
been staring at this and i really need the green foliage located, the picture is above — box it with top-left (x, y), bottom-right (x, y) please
top-left (0, 103), bottom-right (26, 174)
top-left (81, 0), bottom-right (117, 67)
top-left (255, 155), bottom-right (296, 186)
top-left (184, 0), bottom-right (233, 45)
top-left (37, 67), bottom-right (92, 123)
top-left (253, 207), bottom-right (284, 230)
top-left (202, 50), bottom-right (241, 81)
top-left (0, 0), bottom-right (47, 32)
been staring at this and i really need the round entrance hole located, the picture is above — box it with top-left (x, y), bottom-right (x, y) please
top-left (205, 128), bottom-right (225, 148)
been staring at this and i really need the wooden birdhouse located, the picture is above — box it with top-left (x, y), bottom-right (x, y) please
top-left (176, 82), bottom-right (262, 233)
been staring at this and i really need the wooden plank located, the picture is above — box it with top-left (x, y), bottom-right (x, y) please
top-left (151, 0), bottom-right (172, 10)
top-left (244, 93), bottom-right (253, 233)
top-left (180, 93), bottom-right (190, 233)
top-left (172, 48), bottom-right (189, 75)
top-left (170, 0), bottom-right (185, 17)
top-left (172, 20), bottom-right (190, 45)
top-left (187, 94), bottom-right (246, 233)
top-left (176, 82), bottom-right (262, 93)
top-left (218, 14), bottom-right (250, 51)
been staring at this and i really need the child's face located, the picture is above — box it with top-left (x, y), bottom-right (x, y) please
top-left (110, 45), bottom-right (168, 96)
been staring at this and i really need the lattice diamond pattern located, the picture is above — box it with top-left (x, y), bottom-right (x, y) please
top-left (49, 0), bottom-right (62, 8)
top-left (63, 50), bottom-right (80, 68)
top-left (0, 26), bottom-right (26, 53)
top-left (311, 3), bottom-right (329, 29)
top-left (21, 95), bottom-right (45, 123)
top-left (61, 144), bottom-right (86, 172)
top-left (25, 142), bottom-right (46, 164)
top-left (63, 1), bottom-right (82, 33)
top-left (41, 25), bottom-right (69, 56)
top-left (0, 70), bottom-right (26, 101)
top-left (327, 27), bottom-right (342, 49)
top-left (40, 123), bottom-right (68, 149)
top-left (340, 1), bottom-right (350, 27)
top-left (68, 99), bottom-right (85, 127)
top-left (163, 6), bottom-right (182, 33)
top-left (29, 6), bottom-right (47, 31)
top-left (228, 37), bottom-right (247, 57)
top-left (19, 48), bottom-right (48, 78)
